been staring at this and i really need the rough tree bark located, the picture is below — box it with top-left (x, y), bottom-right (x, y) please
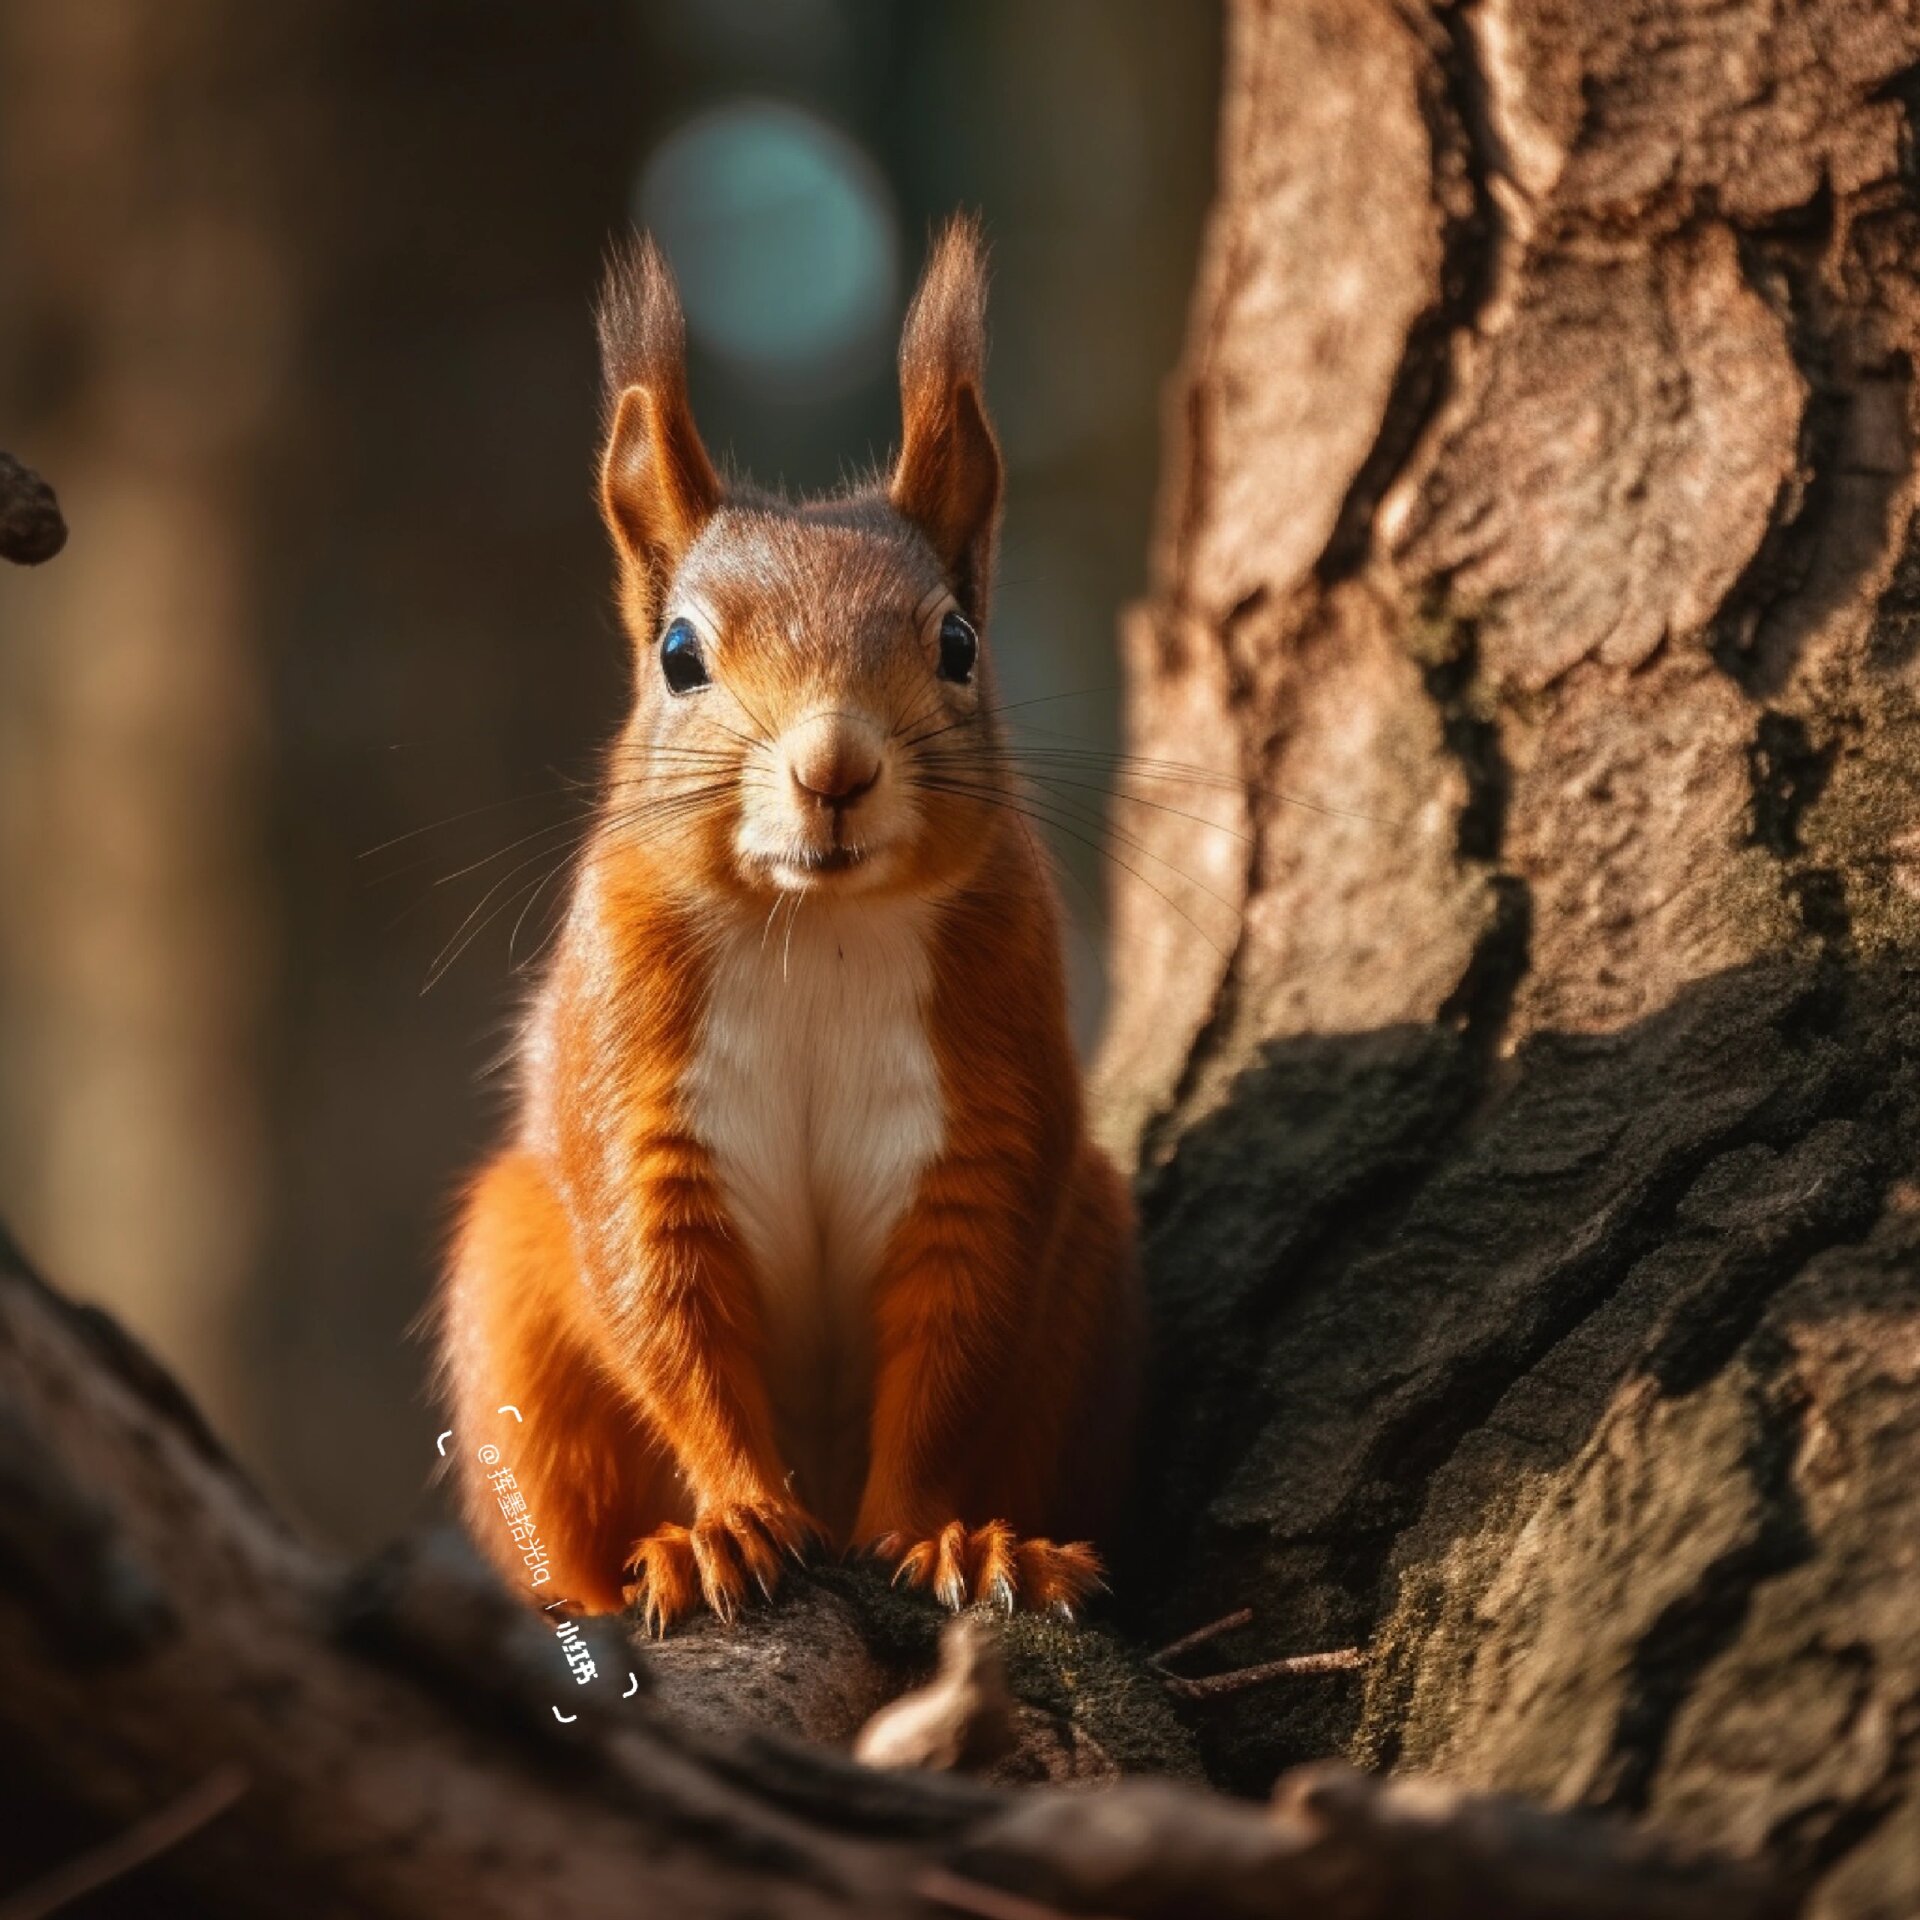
top-left (7, 0), bottom-right (1920, 1914)
top-left (1096, 1), bottom-right (1920, 1913)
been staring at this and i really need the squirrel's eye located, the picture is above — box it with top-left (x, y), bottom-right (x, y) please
top-left (937, 609), bottom-right (978, 685)
top-left (660, 618), bottom-right (709, 695)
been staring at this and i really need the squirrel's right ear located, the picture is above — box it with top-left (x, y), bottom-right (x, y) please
top-left (596, 236), bottom-right (721, 624)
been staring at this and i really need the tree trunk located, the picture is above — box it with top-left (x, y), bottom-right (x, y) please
top-left (1097, 1), bottom-right (1920, 1912)
top-left (7, 0), bottom-right (1920, 1914)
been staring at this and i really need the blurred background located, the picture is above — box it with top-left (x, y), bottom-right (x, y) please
top-left (0, 1), bottom-right (1217, 1551)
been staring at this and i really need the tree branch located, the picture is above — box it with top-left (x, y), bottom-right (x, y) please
top-left (0, 1224), bottom-right (1787, 1917)
top-left (0, 453), bottom-right (66, 565)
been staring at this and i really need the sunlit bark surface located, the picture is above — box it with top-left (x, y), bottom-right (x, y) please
top-left (1098, 4), bottom-right (1920, 1910)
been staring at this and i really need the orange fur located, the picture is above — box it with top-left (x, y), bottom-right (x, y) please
top-left (438, 219), bottom-right (1140, 1628)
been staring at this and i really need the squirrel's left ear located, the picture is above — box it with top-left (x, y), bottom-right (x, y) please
top-left (596, 235), bottom-right (721, 630)
top-left (891, 217), bottom-right (1003, 621)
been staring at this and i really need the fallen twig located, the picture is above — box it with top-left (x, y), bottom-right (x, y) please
top-left (1150, 1604), bottom-right (1364, 1699)
top-left (1149, 1606), bottom-right (1254, 1665)
top-left (1162, 1646), bottom-right (1366, 1700)
top-left (0, 1765), bottom-right (249, 1920)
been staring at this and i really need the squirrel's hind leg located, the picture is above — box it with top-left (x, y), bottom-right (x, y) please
top-left (441, 1148), bottom-right (680, 1615)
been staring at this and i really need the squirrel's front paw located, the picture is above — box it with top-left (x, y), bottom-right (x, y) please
top-left (867, 1520), bottom-right (1105, 1619)
top-left (623, 1501), bottom-right (819, 1637)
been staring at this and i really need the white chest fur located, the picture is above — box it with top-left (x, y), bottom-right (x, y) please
top-left (681, 898), bottom-right (945, 1528)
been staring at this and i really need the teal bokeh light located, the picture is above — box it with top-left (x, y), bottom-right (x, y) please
top-left (639, 101), bottom-right (898, 385)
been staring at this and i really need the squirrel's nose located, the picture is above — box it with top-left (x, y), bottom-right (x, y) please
top-left (786, 712), bottom-right (882, 810)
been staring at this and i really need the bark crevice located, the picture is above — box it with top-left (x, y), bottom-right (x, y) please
top-left (1318, 3), bottom-right (1502, 580)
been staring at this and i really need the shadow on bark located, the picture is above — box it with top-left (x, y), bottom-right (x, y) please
top-left (1122, 949), bottom-right (1917, 1898)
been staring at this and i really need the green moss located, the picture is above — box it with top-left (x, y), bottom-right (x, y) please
top-left (996, 1605), bottom-right (1202, 1779)
top-left (805, 1561), bottom-right (1202, 1779)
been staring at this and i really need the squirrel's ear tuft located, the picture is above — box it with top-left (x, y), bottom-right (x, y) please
top-left (890, 216), bottom-right (1002, 621)
top-left (596, 234), bottom-right (721, 625)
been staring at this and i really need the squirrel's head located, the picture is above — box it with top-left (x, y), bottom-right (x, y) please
top-left (593, 218), bottom-right (1012, 907)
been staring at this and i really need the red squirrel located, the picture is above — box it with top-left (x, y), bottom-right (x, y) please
top-left (437, 218), bottom-right (1141, 1632)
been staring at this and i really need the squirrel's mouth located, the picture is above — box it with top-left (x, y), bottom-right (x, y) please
top-left (789, 845), bottom-right (867, 874)
top-left (752, 840), bottom-right (877, 890)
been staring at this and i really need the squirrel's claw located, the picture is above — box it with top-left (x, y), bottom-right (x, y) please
top-left (869, 1521), bottom-right (1104, 1618)
top-left (624, 1499), bottom-right (821, 1635)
